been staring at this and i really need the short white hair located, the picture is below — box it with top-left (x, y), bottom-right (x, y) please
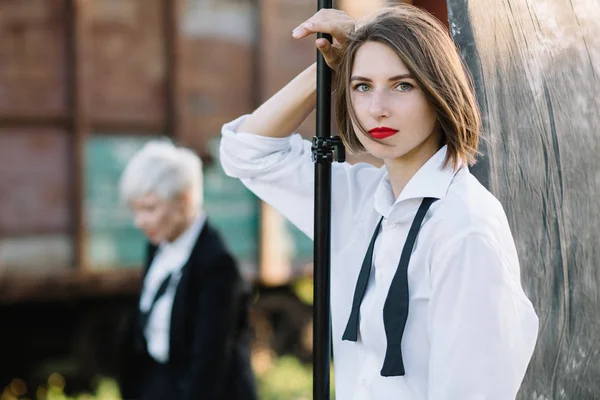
top-left (119, 139), bottom-right (203, 209)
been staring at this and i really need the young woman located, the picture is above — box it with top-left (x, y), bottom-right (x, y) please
top-left (220, 5), bottom-right (538, 399)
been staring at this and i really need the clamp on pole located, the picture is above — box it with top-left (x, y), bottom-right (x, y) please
top-left (311, 136), bottom-right (346, 163)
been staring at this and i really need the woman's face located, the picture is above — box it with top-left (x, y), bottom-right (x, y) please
top-left (130, 193), bottom-right (187, 245)
top-left (349, 41), bottom-right (441, 162)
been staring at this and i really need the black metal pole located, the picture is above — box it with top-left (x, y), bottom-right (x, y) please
top-left (313, 0), bottom-right (333, 399)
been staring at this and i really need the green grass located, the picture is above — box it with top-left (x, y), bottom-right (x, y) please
top-left (1, 374), bottom-right (120, 400)
top-left (258, 356), bottom-right (335, 400)
top-left (2, 356), bottom-right (335, 400)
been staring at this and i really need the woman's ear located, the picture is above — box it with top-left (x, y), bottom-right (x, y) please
top-left (176, 189), bottom-right (195, 216)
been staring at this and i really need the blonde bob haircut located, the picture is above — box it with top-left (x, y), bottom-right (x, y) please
top-left (335, 4), bottom-right (481, 169)
top-left (119, 139), bottom-right (203, 209)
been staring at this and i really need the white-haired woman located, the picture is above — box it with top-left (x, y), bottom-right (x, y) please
top-left (116, 140), bottom-right (257, 400)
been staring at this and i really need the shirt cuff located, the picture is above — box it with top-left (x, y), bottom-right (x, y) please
top-left (219, 115), bottom-right (309, 180)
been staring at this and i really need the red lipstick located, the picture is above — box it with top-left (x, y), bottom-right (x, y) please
top-left (368, 127), bottom-right (399, 139)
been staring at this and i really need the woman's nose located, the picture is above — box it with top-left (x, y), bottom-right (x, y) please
top-left (368, 91), bottom-right (391, 120)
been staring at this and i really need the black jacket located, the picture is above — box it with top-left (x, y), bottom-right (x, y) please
top-left (118, 220), bottom-right (258, 400)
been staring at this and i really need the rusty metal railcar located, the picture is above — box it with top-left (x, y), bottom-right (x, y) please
top-left (0, 0), bottom-right (260, 391)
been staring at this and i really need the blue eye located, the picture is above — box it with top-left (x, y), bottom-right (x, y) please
top-left (353, 83), bottom-right (370, 92)
top-left (396, 82), bottom-right (413, 92)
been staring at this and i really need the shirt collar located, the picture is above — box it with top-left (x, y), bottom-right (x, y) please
top-left (374, 146), bottom-right (462, 219)
top-left (159, 211), bottom-right (206, 254)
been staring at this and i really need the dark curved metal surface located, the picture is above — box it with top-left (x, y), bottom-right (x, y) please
top-left (448, 0), bottom-right (600, 398)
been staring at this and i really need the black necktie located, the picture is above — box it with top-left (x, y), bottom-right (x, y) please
top-left (342, 197), bottom-right (437, 377)
top-left (139, 271), bottom-right (174, 332)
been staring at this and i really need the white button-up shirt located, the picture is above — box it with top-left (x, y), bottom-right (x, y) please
top-left (139, 213), bottom-right (206, 363)
top-left (220, 116), bottom-right (538, 399)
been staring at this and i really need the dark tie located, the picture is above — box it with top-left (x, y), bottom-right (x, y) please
top-left (138, 271), bottom-right (174, 332)
top-left (342, 197), bottom-right (437, 377)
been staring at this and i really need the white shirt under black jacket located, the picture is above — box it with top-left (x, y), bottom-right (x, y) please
top-left (220, 116), bottom-right (539, 400)
top-left (139, 213), bottom-right (206, 363)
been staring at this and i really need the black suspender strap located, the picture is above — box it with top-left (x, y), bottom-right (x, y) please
top-left (342, 197), bottom-right (438, 377)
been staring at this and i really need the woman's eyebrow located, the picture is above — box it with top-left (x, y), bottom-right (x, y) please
top-left (388, 74), bottom-right (413, 81)
top-left (350, 73), bottom-right (413, 82)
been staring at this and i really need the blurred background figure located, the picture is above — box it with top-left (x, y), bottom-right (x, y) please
top-left (116, 140), bottom-right (258, 400)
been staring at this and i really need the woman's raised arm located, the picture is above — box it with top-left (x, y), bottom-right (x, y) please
top-left (237, 62), bottom-right (317, 138)
top-left (238, 9), bottom-right (355, 138)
